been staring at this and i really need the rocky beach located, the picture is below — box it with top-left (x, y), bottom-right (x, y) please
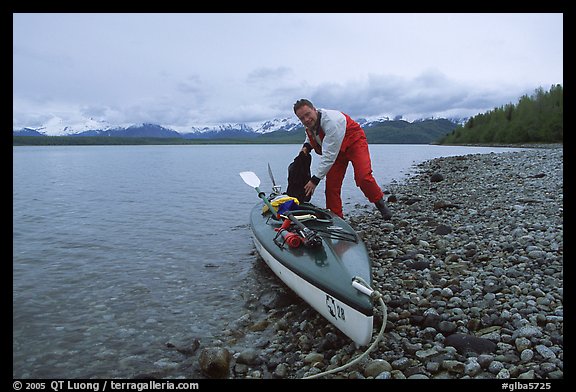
top-left (153, 145), bottom-right (563, 380)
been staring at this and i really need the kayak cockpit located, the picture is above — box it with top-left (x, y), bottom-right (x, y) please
top-left (263, 202), bottom-right (359, 248)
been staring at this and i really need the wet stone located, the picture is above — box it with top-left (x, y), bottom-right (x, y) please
top-left (161, 146), bottom-right (563, 380)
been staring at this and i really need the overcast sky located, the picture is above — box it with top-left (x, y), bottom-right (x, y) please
top-left (13, 13), bottom-right (563, 132)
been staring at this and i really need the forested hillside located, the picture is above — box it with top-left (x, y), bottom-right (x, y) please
top-left (364, 119), bottom-right (456, 144)
top-left (439, 84), bottom-right (563, 144)
top-left (245, 118), bottom-right (457, 144)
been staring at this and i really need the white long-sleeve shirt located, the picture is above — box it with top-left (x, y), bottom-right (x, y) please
top-left (303, 108), bottom-right (347, 181)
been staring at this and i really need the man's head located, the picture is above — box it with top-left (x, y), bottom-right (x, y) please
top-left (293, 99), bottom-right (318, 129)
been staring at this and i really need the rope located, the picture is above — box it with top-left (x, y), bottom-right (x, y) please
top-left (302, 278), bottom-right (388, 379)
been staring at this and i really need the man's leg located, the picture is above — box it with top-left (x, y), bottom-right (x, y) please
top-left (348, 137), bottom-right (384, 203)
top-left (325, 157), bottom-right (348, 218)
top-left (348, 137), bottom-right (392, 219)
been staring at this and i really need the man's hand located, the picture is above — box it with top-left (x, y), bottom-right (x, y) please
top-left (301, 142), bottom-right (312, 155)
top-left (304, 180), bottom-right (317, 197)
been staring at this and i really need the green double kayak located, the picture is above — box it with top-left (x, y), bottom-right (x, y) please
top-left (249, 201), bottom-right (375, 346)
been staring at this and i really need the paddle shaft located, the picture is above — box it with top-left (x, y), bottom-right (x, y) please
top-left (286, 212), bottom-right (322, 247)
top-left (239, 171), bottom-right (279, 219)
top-left (255, 186), bottom-right (280, 219)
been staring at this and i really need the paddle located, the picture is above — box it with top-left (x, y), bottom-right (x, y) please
top-left (285, 211), bottom-right (323, 248)
top-left (240, 170), bottom-right (321, 246)
top-left (239, 171), bottom-right (280, 219)
top-left (267, 163), bottom-right (281, 195)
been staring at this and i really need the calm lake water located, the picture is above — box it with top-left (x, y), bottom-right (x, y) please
top-left (13, 144), bottom-right (525, 378)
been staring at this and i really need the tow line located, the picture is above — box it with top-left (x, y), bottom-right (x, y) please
top-left (302, 276), bottom-right (388, 379)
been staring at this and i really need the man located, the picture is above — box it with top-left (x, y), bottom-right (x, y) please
top-left (293, 99), bottom-right (392, 219)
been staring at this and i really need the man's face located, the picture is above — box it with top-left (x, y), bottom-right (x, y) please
top-left (295, 105), bottom-right (318, 129)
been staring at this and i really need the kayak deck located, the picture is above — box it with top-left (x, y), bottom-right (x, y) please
top-left (249, 201), bottom-right (375, 344)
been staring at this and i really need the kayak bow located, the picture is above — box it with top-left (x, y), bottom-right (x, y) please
top-left (240, 171), bottom-right (375, 346)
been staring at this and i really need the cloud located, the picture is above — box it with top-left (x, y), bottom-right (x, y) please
top-left (13, 13), bottom-right (562, 131)
top-left (305, 70), bottom-right (536, 121)
top-left (12, 68), bottom-right (542, 131)
top-left (247, 66), bottom-right (294, 84)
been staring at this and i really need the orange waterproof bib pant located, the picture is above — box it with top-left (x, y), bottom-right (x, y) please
top-left (325, 119), bottom-right (383, 218)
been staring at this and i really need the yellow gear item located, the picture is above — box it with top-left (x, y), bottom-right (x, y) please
top-left (262, 195), bottom-right (300, 214)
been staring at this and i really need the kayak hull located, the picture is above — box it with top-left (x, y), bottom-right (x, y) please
top-left (249, 201), bottom-right (374, 346)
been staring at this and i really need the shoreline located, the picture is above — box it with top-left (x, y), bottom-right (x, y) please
top-left (153, 144), bottom-right (563, 380)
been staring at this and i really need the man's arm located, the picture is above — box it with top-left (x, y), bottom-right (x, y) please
top-left (313, 109), bottom-right (346, 180)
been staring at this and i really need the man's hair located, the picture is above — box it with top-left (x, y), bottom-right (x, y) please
top-left (293, 99), bottom-right (314, 114)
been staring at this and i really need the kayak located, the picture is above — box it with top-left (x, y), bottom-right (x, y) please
top-left (248, 199), bottom-right (375, 346)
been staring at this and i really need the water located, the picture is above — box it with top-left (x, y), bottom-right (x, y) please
top-left (13, 144), bottom-right (525, 378)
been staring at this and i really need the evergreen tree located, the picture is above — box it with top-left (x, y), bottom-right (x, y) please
top-left (439, 84), bottom-right (563, 144)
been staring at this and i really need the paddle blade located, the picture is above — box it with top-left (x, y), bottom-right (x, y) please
top-left (267, 163), bottom-right (276, 186)
top-left (239, 171), bottom-right (260, 188)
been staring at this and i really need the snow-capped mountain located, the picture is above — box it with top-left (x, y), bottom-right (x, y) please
top-left (13, 116), bottom-right (303, 137)
top-left (13, 114), bottom-right (464, 140)
top-left (181, 118), bottom-right (301, 135)
top-left (356, 116), bottom-right (392, 127)
top-left (252, 118), bottom-right (302, 134)
top-left (25, 116), bottom-right (115, 136)
top-left (187, 122), bottom-right (254, 134)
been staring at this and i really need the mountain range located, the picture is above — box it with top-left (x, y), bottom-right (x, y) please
top-left (13, 116), bottom-right (463, 144)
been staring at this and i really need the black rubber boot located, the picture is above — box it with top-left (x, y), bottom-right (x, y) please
top-left (375, 198), bottom-right (392, 220)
